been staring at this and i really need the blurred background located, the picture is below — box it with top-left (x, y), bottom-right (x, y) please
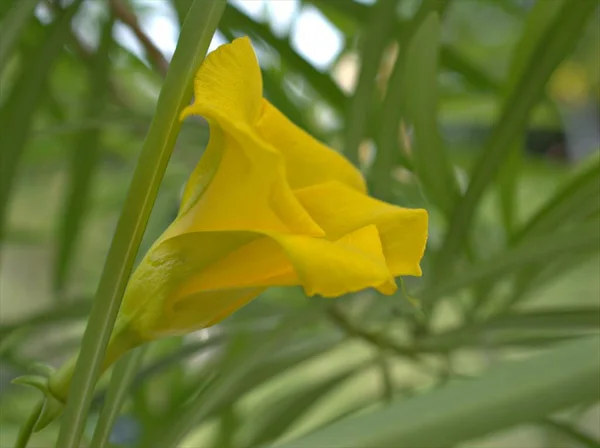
top-left (1, 0), bottom-right (599, 447)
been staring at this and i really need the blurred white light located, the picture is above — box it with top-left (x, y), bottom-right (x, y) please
top-left (113, 22), bottom-right (146, 63)
top-left (231, 0), bottom-right (267, 20)
top-left (291, 5), bottom-right (344, 71)
top-left (268, 0), bottom-right (299, 37)
top-left (145, 15), bottom-right (178, 58)
top-left (137, 1), bottom-right (179, 59)
top-left (34, 2), bottom-right (53, 24)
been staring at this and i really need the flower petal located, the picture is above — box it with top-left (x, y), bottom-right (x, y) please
top-left (294, 181), bottom-right (428, 276)
top-left (178, 37), bottom-right (323, 236)
top-left (176, 224), bottom-right (395, 298)
top-left (170, 128), bottom-right (324, 236)
top-left (180, 36), bottom-right (262, 125)
top-left (255, 100), bottom-right (366, 192)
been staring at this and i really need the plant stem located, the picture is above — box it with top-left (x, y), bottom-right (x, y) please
top-left (14, 400), bottom-right (42, 448)
top-left (53, 1), bottom-right (227, 448)
top-left (89, 348), bottom-right (147, 448)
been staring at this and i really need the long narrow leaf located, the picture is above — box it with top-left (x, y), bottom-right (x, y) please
top-left (403, 13), bottom-right (458, 216)
top-left (497, 0), bottom-right (565, 233)
top-left (89, 347), bottom-right (146, 448)
top-left (54, 2), bottom-right (227, 447)
top-left (247, 363), bottom-right (365, 447)
top-left (54, 14), bottom-right (114, 294)
top-left (0, 0), bottom-right (39, 68)
top-left (148, 310), bottom-right (333, 448)
top-left (0, 0), bottom-right (84, 241)
top-left (435, 0), bottom-right (599, 275)
top-left (423, 223), bottom-right (600, 303)
top-left (344, 0), bottom-right (398, 165)
top-left (513, 154), bottom-right (600, 242)
top-left (372, 0), bottom-right (450, 199)
top-left (274, 336), bottom-right (600, 448)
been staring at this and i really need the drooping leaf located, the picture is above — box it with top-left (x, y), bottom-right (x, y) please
top-left (273, 336), bottom-right (600, 448)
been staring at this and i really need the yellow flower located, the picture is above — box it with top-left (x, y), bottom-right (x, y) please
top-left (50, 36), bottom-right (428, 401)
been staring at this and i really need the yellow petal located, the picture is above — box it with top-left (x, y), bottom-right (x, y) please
top-left (119, 231), bottom-right (258, 338)
top-left (169, 127), bottom-right (324, 237)
top-left (294, 181), bottom-right (428, 276)
top-left (180, 36), bottom-right (262, 125)
top-left (177, 37), bottom-right (323, 236)
top-left (278, 224), bottom-right (395, 297)
top-left (174, 224), bottom-right (394, 299)
top-left (255, 100), bottom-right (366, 192)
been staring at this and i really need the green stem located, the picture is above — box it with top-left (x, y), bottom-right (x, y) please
top-left (14, 400), bottom-right (42, 448)
top-left (52, 2), bottom-right (227, 448)
top-left (89, 347), bottom-right (147, 448)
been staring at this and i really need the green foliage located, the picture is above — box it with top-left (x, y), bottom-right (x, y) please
top-left (1, 1), bottom-right (598, 448)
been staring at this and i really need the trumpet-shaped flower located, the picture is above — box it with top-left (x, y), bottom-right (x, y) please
top-left (49, 37), bottom-right (428, 402)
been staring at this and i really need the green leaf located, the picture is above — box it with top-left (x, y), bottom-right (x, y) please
top-left (419, 308), bottom-right (600, 352)
top-left (247, 363), bottom-right (365, 446)
top-left (439, 47), bottom-right (500, 93)
top-left (403, 13), bottom-right (458, 217)
top-left (53, 2), bottom-right (227, 447)
top-left (148, 310), bottom-right (339, 448)
top-left (0, 0), bottom-right (84, 241)
top-left (12, 373), bottom-right (65, 432)
top-left (435, 0), bottom-right (599, 276)
top-left (0, 0), bottom-right (39, 68)
top-left (543, 418), bottom-right (600, 448)
top-left (0, 299), bottom-right (91, 340)
top-left (273, 336), bottom-right (600, 448)
top-left (422, 223), bottom-right (600, 303)
top-left (513, 153), bottom-right (600, 242)
top-left (307, 0), bottom-right (492, 93)
top-left (371, 1), bottom-right (451, 198)
top-left (89, 347), bottom-right (147, 448)
top-left (497, 0), bottom-right (565, 233)
top-left (344, 0), bottom-right (399, 165)
top-left (54, 14), bottom-right (115, 294)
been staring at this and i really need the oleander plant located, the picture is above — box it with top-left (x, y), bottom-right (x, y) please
top-left (1, 1), bottom-right (599, 448)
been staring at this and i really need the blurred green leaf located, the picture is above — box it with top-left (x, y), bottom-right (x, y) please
top-left (147, 310), bottom-right (339, 448)
top-left (403, 12), bottom-right (458, 217)
top-left (344, 0), bottom-right (398, 165)
top-left (543, 418), bottom-right (600, 448)
top-left (423, 222), bottom-right (600, 302)
top-left (0, 0), bottom-right (84, 241)
top-left (54, 1), bottom-right (228, 447)
top-left (0, 300), bottom-right (91, 341)
top-left (247, 362), bottom-right (365, 447)
top-left (513, 153), bottom-right (600, 242)
top-left (440, 47), bottom-right (500, 93)
top-left (435, 0), bottom-right (599, 275)
top-left (89, 347), bottom-right (146, 448)
top-left (274, 336), bottom-right (600, 448)
top-left (0, 0), bottom-right (39, 68)
top-left (498, 0), bottom-right (565, 233)
top-left (54, 14), bottom-right (114, 294)
top-left (420, 308), bottom-right (600, 352)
